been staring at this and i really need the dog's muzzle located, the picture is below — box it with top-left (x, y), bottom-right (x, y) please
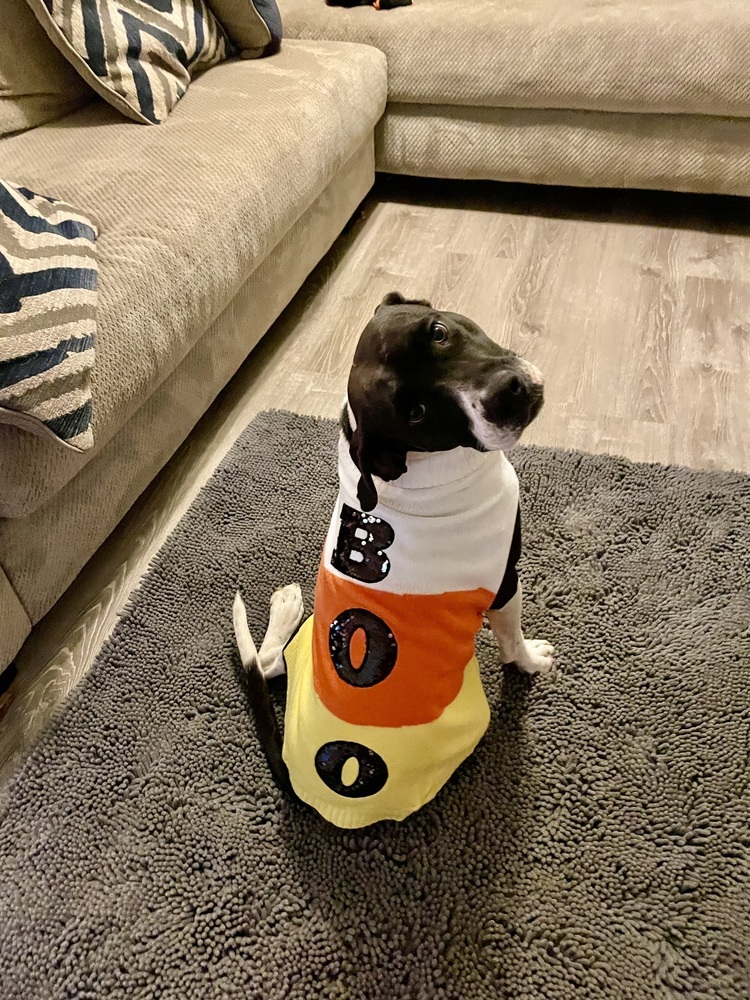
top-left (482, 366), bottom-right (545, 430)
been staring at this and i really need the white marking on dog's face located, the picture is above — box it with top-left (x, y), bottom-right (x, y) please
top-left (517, 359), bottom-right (544, 387)
top-left (453, 388), bottom-right (523, 451)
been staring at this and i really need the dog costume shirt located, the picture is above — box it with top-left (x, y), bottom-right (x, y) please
top-left (283, 432), bottom-right (521, 828)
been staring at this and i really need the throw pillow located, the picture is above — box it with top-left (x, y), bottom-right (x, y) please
top-left (208, 0), bottom-right (282, 57)
top-left (0, 181), bottom-right (98, 452)
top-left (24, 0), bottom-right (230, 125)
top-left (0, 0), bottom-right (93, 138)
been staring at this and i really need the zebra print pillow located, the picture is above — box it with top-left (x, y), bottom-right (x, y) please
top-left (0, 181), bottom-right (98, 452)
top-left (25, 0), bottom-right (230, 125)
top-left (209, 0), bottom-right (282, 57)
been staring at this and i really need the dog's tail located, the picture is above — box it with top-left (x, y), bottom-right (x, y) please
top-left (232, 591), bottom-right (296, 798)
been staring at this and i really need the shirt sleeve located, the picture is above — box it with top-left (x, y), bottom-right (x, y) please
top-left (489, 505), bottom-right (522, 610)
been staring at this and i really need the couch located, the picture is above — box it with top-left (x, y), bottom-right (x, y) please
top-left (279, 0), bottom-right (750, 196)
top-left (0, 0), bottom-right (387, 669)
top-left (3, 0), bottom-right (748, 672)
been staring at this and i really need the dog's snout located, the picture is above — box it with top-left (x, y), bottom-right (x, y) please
top-left (482, 368), bottom-right (544, 428)
top-left (493, 370), bottom-right (529, 399)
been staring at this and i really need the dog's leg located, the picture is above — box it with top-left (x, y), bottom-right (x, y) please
top-left (255, 583), bottom-right (305, 679)
top-left (485, 584), bottom-right (554, 675)
top-left (233, 591), bottom-right (260, 670)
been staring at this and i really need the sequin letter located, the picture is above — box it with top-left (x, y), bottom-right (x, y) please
top-left (331, 504), bottom-right (394, 583)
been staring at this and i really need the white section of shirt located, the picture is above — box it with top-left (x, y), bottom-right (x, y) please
top-left (322, 433), bottom-right (520, 597)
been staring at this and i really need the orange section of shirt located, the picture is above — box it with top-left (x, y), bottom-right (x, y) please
top-left (313, 566), bottom-right (494, 727)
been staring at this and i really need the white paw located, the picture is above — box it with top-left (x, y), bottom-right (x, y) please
top-left (268, 583), bottom-right (304, 637)
top-left (258, 584), bottom-right (305, 679)
top-left (516, 639), bottom-right (556, 676)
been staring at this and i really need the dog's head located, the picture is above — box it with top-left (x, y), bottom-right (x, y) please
top-left (344, 292), bottom-right (545, 511)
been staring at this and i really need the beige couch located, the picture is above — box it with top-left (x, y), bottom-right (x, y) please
top-left (279, 0), bottom-right (750, 196)
top-left (0, 23), bottom-right (387, 668)
top-left (3, 0), bottom-right (749, 671)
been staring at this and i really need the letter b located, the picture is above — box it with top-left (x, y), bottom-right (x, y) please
top-left (331, 504), bottom-right (394, 583)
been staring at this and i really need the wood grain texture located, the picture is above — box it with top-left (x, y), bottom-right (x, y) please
top-left (2, 176), bottom-right (749, 784)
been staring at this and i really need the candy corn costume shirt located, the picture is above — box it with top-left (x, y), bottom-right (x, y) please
top-left (283, 432), bottom-right (521, 828)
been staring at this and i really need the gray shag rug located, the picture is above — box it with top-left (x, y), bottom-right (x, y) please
top-left (1, 410), bottom-right (749, 1000)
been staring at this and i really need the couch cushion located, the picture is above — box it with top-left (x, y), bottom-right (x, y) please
top-left (0, 565), bottom-right (29, 670)
top-left (25, 0), bottom-right (230, 125)
top-left (376, 102), bottom-right (750, 197)
top-left (0, 181), bottom-right (98, 451)
top-left (0, 0), bottom-right (93, 139)
top-left (278, 0), bottom-right (750, 118)
top-left (0, 39), bottom-right (387, 518)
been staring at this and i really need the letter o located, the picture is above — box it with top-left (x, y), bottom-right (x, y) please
top-left (315, 740), bottom-right (388, 798)
top-left (329, 608), bottom-right (397, 687)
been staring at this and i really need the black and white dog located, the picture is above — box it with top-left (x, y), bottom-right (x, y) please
top-left (234, 293), bottom-right (554, 828)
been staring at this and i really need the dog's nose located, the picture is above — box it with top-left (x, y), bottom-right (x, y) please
top-left (482, 370), bottom-right (543, 427)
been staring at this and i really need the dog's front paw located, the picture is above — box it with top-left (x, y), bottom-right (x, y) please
top-left (515, 639), bottom-right (555, 676)
top-left (258, 583), bottom-right (306, 679)
top-left (269, 582), bottom-right (305, 635)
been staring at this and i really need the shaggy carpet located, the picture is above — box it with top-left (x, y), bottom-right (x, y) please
top-left (1, 410), bottom-right (749, 1000)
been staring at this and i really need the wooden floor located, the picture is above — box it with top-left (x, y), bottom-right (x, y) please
top-left (1, 175), bottom-right (749, 783)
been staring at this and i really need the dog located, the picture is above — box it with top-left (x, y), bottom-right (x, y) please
top-left (233, 292), bottom-right (554, 828)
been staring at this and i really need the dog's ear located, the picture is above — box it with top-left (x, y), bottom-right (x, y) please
top-left (349, 425), bottom-right (408, 512)
top-left (375, 291), bottom-right (433, 314)
top-left (346, 368), bottom-right (408, 511)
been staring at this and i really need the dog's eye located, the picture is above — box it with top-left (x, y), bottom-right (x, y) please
top-left (409, 404), bottom-right (426, 424)
top-left (430, 322), bottom-right (448, 344)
